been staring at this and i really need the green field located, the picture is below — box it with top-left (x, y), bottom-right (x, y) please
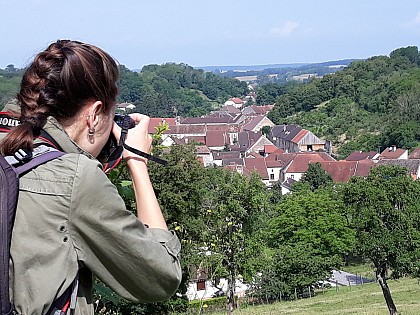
top-left (205, 278), bottom-right (420, 315)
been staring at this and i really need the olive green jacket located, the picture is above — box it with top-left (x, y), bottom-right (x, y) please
top-left (1, 103), bottom-right (182, 314)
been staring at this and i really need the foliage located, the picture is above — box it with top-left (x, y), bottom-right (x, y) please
top-left (267, 46), bottom-right (420, 157)
top-left (0, 66), bottom-right (23, 110)
top-left (341, 165), bottom-right (420, 314)
top-left (117, 63), bottom-right (248, 117)
top-left (262, 188), bottom-right (355, 300)
top-left (300, 162), bottom-right (332, 191)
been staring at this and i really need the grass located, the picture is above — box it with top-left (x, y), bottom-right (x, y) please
top-left (203, 278), bottom-right (420, 315)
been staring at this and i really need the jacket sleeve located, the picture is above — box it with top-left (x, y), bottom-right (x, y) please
top-left (68, 155), bottom-right (182, 302)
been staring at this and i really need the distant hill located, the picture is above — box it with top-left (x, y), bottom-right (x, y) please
top-left (196, 59), bottom-right (357, 73)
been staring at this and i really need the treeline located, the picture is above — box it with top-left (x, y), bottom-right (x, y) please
top-left (118, 63), bottom-right (248, 117)
top-left (0, 63), bottom-right (248, 118)
top-left (102, 147), bottom-right (420, 315)
top-left (262, 46), bottom-right (420, 158)
top-left (0, 65), bottom-right (23, 110)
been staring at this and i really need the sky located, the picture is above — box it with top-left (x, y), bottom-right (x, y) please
top-left (1, 0), bottom-right (419, 70)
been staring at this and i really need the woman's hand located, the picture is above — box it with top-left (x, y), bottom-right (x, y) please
top-left (112, 114), bottom-right (153, 164)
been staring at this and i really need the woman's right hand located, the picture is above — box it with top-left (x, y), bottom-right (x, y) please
top-left (112, 114), bottom-right (153, 164)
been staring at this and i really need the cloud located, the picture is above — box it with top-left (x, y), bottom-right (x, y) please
top-left (269, 21), bottom-right (300, 38)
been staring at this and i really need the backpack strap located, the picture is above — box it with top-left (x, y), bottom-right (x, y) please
top-left (0, 146), bottom-right (65, 315)
top-left (0, 156), bottom-right (18, 315)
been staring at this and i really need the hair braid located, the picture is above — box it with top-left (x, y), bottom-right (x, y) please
top-left (0, 40), bottom-right (119, 155)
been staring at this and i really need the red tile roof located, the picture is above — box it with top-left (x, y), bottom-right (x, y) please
top-left (379, 147), bottom-right (408, 159)
top-left (315, 160), bottom-right (374, 182)
top-left (205, 131), bottom-right (229, 147)
top-left (241, 115), bottom-right (266, 131)
top-left (231, 97), bottom-right (243, 104)
top-left (286, 152), bottom-right (335, 173)
top-left (244, 157), bottom-right (268, 179)
top-left (264, 144), bottom-right (279, 154)
top-left (291, 129), bottom-right (309, 144)
top-left (345, 151), bottom-right (379, 161)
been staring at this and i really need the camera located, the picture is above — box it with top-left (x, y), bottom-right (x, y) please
top-left (99, 114), bottom-right (167, 170)
top-left (114, 114), bottom-right (135, 129)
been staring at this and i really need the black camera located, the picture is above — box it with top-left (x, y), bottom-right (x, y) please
top-left (99, 114), bottom-right (167, 171)
top-left (114, 114), bottom-right (135, 129)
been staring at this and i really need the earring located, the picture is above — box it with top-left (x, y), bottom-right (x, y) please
top-left (88, 127), bottom-right (95, 143)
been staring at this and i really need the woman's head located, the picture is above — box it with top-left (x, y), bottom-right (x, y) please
top-left (1, 40), bottom-right (119, 156)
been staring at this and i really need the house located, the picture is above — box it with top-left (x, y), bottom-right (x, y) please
top-left (224, 97), bottom-right (244, 109)
top-left (245, 135), bottom-right (277, 157)
top-left (266, 158), bottom-right (283, 184)
top-left (280, 177), bottom-right (297, 195)
top-left (378, 146), bottom-right (408, 160)
top-left (268, 124), bottom-right (327, 153)
top-left (280, 152), bottom-right (335, 182)
top-left (195, 145), bottom-right (213, 167)
top-left (241, 105), bottom-right (274, 116)
top-left (244, 157), bottom-right (270, 185)
top-left (205, 131), bottom-right (230, 151)
top-left (241, 115), bottom-right (275, 133)
top-left (316, 160), bottom-right (374, 182)
top-left (116, 102), bottom-right (136, 112)
top-left (212, 151), bottom-right (242, 167)
top-left (345, 151), bottom-right (380, 161)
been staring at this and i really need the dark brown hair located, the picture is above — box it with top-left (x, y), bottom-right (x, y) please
top-left (0, 40), bottom-right (119, 155)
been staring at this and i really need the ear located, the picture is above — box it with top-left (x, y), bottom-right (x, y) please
top-left (86, 101), bottom-right (103, 129)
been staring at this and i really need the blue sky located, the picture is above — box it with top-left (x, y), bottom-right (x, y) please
top-left (1, 0), bottom-right (419, 69)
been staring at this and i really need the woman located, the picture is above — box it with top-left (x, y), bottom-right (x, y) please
top-left (0, 40), bottom-right (181, 314)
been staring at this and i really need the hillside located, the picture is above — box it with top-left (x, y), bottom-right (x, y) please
top-left (266, 46), bottom-right (420, 158)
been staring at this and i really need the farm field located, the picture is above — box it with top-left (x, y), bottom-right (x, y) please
top-left (205, 277), bottom-right (420, 315)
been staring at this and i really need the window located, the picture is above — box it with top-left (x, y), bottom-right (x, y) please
top-left (270, 174), bottom-right (275, 180)
top-left (197, 280), bottom-right (206, 291)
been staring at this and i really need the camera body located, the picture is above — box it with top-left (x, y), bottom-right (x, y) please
top-left (98, 114), bottom-right (135, 164)
top-left (114, 114), bottom-right (135, 129)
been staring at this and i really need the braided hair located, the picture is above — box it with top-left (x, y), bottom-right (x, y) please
top-left (0, 40), bottom-right (119, 155)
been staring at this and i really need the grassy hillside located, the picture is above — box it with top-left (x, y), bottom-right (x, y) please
top-left (206, 278), bottom-right (420, 315)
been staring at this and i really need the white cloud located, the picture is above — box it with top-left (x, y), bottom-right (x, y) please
top-left (269, 21), bottom-right (300, 38)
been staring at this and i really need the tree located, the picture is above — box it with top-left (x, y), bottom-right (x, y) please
top-left (264, 187), bottom-right (355, 299)
top-left (199, 169), bottom-right (271, 314)
top-left (300, 162), bottom-right (332, 191)
top-left (341, 165), bottom-right (420, 315)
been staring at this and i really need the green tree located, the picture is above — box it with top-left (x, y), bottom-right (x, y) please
top-left (264, 187), bottom-right (355, 299)
top-left (341, 165), bottom-right (420, 315)
top-left (199, 169), bottom-right (271, 314)
top-left (300, 162), bottom-right (332, 191)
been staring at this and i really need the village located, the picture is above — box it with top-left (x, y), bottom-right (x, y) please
top-left (118, 98), bottom-right (420, 195)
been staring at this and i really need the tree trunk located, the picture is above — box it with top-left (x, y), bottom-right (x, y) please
top-left (376, 265), bottom-right (398, 315)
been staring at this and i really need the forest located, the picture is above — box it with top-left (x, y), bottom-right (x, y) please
top-left (1, 46), bottom-right (420, 315)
